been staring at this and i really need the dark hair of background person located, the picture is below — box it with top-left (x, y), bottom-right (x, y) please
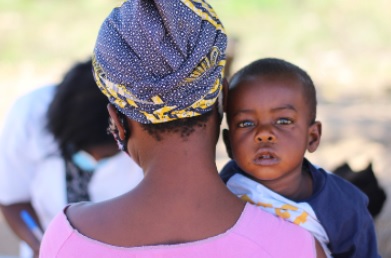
top-left (229, 58), bottom-right (317, 124)
top-left (46, 59), bottom-right (113, 159)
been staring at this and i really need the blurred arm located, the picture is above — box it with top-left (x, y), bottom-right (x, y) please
top-left (0, 202), bottom-right (42, 256)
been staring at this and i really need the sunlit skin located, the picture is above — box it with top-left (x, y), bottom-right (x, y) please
top-left (226, 74), bottom-right (321, 201)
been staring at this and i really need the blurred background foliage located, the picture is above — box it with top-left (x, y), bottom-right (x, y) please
top-left (1, 0), bottom-right (391, 115)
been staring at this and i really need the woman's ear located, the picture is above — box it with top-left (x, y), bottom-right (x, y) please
top-left (107, 104), bottom-right (131, 153)
top-left (107, 104), bottom-right (127, 140)
top-left (307, 121), bottom-right (322, 153)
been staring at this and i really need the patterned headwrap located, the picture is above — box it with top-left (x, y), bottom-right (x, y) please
top-left (93, 0), bottom-right (227, 124)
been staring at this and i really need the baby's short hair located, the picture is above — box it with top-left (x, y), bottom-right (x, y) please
top-left (229, 58), bottom-right (317, 124)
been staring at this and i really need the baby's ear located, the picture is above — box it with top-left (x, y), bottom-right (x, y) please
top-left (307, 121), bottom-right (322, 153)
top-left (222, 78), bottom-right (229, 113)
top-left (222, 129), bottom-right (233, 159)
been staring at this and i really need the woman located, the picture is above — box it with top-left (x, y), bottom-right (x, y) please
top-left (39, 1), bottom-right (325, 257)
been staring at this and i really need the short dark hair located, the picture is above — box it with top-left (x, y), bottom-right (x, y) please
top-left (140, 111), bottom-right (213, 141)
top-left (229, 58), bottom-right (317, 123)
top-left (46, 59), bottom-right (113, 159)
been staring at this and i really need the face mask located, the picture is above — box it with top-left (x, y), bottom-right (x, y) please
top-left (71, 150), bottom-right (108, 172)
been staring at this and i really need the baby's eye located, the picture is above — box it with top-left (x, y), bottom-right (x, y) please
top-left (276, 118), bottom-right (293, 125)
top-left (238, 121), bottom-right (255, 128)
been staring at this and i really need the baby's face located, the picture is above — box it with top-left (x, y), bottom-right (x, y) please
top-left (226, 75), bottom-right (320, 186)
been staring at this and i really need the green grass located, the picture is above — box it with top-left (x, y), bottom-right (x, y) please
top-left (0, 0), bottom-right (121, 65)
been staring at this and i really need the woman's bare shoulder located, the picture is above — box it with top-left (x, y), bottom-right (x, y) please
top-left (65, 201), bottom-right (109, 235)
top-left (66, 202), bottom-right (91, 225)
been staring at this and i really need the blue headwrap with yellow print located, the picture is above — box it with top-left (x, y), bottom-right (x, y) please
top-left (93, 0), bottom-right (226, 124)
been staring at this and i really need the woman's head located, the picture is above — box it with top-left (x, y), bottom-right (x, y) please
top-left (47, 59), bottom-right (114, 158)
top-left (92, 0), bottom-right (227, 130)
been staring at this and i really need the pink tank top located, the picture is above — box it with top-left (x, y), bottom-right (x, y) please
top-left (40, 203), bottom-right (315, 257)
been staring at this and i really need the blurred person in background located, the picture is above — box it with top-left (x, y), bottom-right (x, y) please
top-left (0, 59), bottom-right (143, 258)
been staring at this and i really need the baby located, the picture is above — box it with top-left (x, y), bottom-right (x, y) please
top-left (221, 58), bottom-right (380, 257)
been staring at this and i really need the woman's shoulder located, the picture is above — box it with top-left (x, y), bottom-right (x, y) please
top-left (232, 203), bottom-right (316, 257)
top-left (40, 206), bottom-right (77, 257)
top-left (65, 201), bottom-right (102, 234)
top-left (40, 202), bottom-right (122, 257)
top-left (40, 202), bottom-right (316, 258)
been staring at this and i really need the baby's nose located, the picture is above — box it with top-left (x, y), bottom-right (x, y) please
top-left (256, 135), bottom-right (275, 142)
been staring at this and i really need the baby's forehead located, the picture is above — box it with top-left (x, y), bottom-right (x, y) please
top-left (226, 75), bottom-right (311, 114)
top-left (229, 74), bottom-right (306, 98)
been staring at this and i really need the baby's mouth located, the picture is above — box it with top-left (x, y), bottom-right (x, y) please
top-left (254, 151), bottom-right (278, 165)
